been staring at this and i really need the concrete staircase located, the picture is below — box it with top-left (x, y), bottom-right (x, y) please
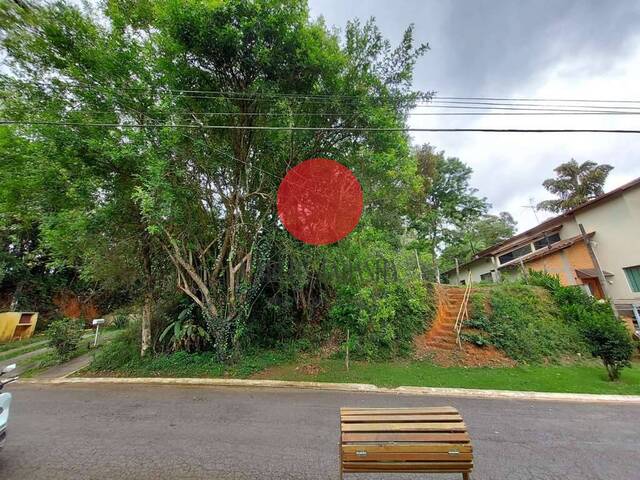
top-left (421, 286), bottom-right (467, 352)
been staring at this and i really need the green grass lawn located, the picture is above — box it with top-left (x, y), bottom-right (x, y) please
top-left (0, 342), bottom-right (47, 362)
top-left (85, 334), bottom-right (640, 395)
top-left (0, 334), bottom-right (46, 353)
top-left (260, 359), bottom-right (640, 395)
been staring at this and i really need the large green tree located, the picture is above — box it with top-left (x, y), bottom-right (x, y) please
top-left (411, 144), bottom-right (488, 281)
top-left (1, 0), bottom-right (429, 359)
top-left (0, 0), bottom-right (174, 353)
top-left (537, 159), bottom-right (614, 213)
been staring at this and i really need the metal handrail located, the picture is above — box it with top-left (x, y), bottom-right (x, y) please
top-left (454, 271), bottom-right (472, 348)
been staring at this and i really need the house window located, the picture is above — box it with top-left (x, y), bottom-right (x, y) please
top-left (498, 244), bottom-right (533, 265)
top-left (533, 233), bottom-right (561, 250)
top-left (480, 272), bottom-right (493, 283)
top-left (623, 266), bottom-right (640, 293)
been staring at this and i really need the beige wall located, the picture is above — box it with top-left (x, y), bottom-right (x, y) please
top-left (573, 190), bottom-right (640, 303)
top-left (452, 257), bottom-right (495, 284)
top-left (525, 242), bottom-right (594, 287)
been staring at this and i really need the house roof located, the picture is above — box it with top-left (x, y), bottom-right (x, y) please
top-left (575, 268), bottom-right (614, 279)
top-left (443, 176), bottom-right (640, 276)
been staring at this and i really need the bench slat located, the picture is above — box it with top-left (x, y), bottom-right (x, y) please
top-left (343, 462), bottom-right (473, 472)
top-left (341, 407), bottom-right (458, 415)
top-left (342, 432), bottom-right (471, 443)
top-left (344, 452), bottom-right (473, 462)
top-left (342, 422), bottom-right (466, 433)
top-left (343, 444), bottom-right (472, 454)
top-left (342, 414), bottom-right (463, 423)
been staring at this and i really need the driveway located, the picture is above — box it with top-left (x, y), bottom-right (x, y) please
top-left (0, 384), bottom-right (637, 479)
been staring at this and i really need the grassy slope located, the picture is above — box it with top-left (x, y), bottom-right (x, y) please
top-left (0, 334), bottom-right (46, 353)
top-left (86, 332), bottom-right (640, 394)
top-left (258, 359), bottom-right (640, 395)
top-left (0, 342), bottom-right (47, 361)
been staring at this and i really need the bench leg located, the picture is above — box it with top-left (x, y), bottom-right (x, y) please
top-left (462, 473), bottom-right (470, 480)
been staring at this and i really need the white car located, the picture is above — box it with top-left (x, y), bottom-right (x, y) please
top-left (0, 364), bottom-right (18, 450)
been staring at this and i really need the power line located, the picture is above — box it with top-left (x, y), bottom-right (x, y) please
top-left (426, 99), bottom-right (640, 111)
top-left (6, 79), bottom-right (640, 108)
top-left (3, 120), bottom-right (640, 133)
top-left (44, 109), bottom-right (640, 117)
top-left (438, 95), bottom-right (640, 104)
top-left (411, 104), bottom-right (640, 113)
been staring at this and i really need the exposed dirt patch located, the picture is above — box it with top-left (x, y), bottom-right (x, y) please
top-left (318, 330), bottom-right (342, 358)
top-left (297, 363), bottom-right (326, 375)
top-left (249, 363), bottom-right (296, 379)
top-left (414, 344), bottom-right (516, 367)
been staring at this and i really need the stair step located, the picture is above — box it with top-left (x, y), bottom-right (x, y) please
top-left (426, 338), bottom-right (457, 346)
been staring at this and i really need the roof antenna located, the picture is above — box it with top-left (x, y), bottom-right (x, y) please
top-left (521, 197), bottom-right (541, 224)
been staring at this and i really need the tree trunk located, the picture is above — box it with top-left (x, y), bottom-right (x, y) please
top-left (141, 290), bottom-right (153, 356)
top-left (140, 229), bottom-right (155, 357)
top-left (10, 281), bottom-right (23, 311)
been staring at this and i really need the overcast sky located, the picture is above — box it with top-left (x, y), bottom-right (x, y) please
top-left (308, 0), bottom-right (640, 231)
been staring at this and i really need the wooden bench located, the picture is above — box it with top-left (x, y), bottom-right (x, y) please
top-left (340, 407), bottom-right (473, 479)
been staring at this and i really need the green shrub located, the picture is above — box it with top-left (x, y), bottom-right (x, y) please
top-left (460, 332), bottom-right (491, 347)
top-left (112, 314), bottom-right (129, 330)
top-left (579, 312), bottom-right (634, 380)
top-left (529, 271), bottom-right (634, 380)
top-left (46, 318), bottom-right (84, 360)
top-left (470, 285), bottom-right (585, 362)
top-left (329, 280), bottom-right (432, 360)
top-left (159, 302), bottom-right (211, 353)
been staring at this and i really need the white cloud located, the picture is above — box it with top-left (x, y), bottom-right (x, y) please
top-left (309, 0), bottom-right (640, 232)
top-left (410, 36), bottom-right (640, 231)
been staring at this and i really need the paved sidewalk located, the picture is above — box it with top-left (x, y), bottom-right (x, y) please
top-left (34, 352), bottom-right (93, 379)
top-left (3, 330), bottom-right (120, 377)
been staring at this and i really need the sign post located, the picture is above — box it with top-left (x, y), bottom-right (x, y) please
top-left (92, 318), bottom-right (105, 347)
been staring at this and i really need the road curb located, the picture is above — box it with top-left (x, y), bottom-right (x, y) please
top-left (20, 376), bottom-right (640, 404)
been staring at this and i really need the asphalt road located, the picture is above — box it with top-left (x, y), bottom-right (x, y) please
top-left (0, 384), bottom-right (638, 480)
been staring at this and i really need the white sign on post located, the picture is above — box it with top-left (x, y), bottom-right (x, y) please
top-left (92, 319), bottom-right (105, 346)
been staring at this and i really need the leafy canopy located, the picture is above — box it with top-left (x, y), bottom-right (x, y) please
top-left (537, 159), bottom-right (614, 213)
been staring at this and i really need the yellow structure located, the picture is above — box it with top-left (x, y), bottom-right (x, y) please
top-left (0, 312), bottom-right (39, 342)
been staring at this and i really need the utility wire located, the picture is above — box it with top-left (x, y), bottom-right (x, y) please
top-left (437, 96), bottom-right (640, 104)
top-left (6, 80), bottom-right (640, 109)
top-left (425, 99), bottom-right (640, 110)
top-left (42, 109), bottom-right (640, 117)
top-left (5, 79), bottom-right (640, 104)
top-left (3, 120), bottom-right (640, 134)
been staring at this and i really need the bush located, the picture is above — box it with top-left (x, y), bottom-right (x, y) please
top-left (579, 313), bottom-right (634, 380)
top-left (459, 332), bottom-right (490, 347)
top-left (528, 271), bottom-right (634, 380)
top-left (112, 313), bottom-right (129, 330)
top-left (46, 318), bottom-right (84, 360)
top-left (470, 285), bottom-right (585, 362)
top-left (329, 280), bottom-right (432, 360)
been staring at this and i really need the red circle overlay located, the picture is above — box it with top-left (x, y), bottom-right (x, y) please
top-left (277, 158), bottom-right (363, 245)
